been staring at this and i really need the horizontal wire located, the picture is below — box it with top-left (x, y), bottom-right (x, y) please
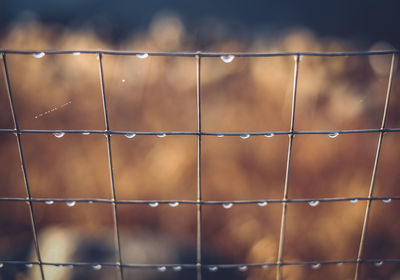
top-left (1, 50), bottom-right (399, 57)
top-left (0, 259), bottom-right (398, 269)
top-left (0, 197), bottom-right (398, 204)
top-left (0, 128), bottom-right (400, 135)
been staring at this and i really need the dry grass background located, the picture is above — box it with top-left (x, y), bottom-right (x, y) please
top-left (0, 16), bottom-right (400, 280)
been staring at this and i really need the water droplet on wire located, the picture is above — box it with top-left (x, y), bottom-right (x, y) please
top-left (25, 264), bottom-right (33, 268)
top-left (264, 133), bottom-right (274, 138)
top-left (222, 203), bottom-right (233, 209)
top-left (383, 198), bottom-right (391, 203)
top-left (45, 200), bottom-right (54, 205)
top-left (82, 131), bottom-right (90, 135)
top-left (240, 134), bottom-right (250, 139)
top-left (53, 132), bottom-right (65, 138)
top-left (92, 264), bottom-right (102, 270)
top-left (136, 53), bottom-right (149, 59)
top-left (169, 202), bottom-right (179, 207)
top-left (375, 261), bottom-right (383, 267)
top-left (309, 201), bottom-right (319, 207)
top-left (238, 265), bottom-right (248, 272)
top-left (217, 134), bottom-right (224, 138)
top-left (209, 266), bottom-right (218, 272)
top-left (66, 201), bottom-right (76, 207)
top-left (172, 266), bottom-right (182, 271)
top-left (311, 263), bottom-right (321, 270)
top-left (157, 133), bottom-right (167, 138)
top-left (121, 79), bottom-right (126, 83)
top-left (124, 133), bottom-right (136, 139)
top-left (33, 52), bottom-right (45, 58)
top-left (0, 263), bottom-right (3, 268)
top-left (350, 199), bottom-right (358, 203)
top-left (157, 266), bottom-right (167, 272)
top-left (220, 55), bottom-right (235, 63)
top-left (149, 202), bottom-right (159, 208)
top-left (258, 201), bottom-right (268, 207)
top-left (328, 132), bottom-right (339, 138)
top-left (336, 262), bottom-right (343, 266)
top-left (261, 264), bottom-right (269, 269)
top-left (72, 52), bottom-right (81, 56)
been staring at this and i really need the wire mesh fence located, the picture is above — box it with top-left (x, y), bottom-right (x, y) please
top-left (0, 49), bottom-right (399, 280)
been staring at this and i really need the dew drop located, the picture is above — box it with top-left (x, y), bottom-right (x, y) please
top-left (240, 134), bottom-right (250, 139)
top-left (25, 264), bottom-right (33, 268)
top-left (311, 263), bottom-right (321, 270)
top-left (222, 203), bottom-right (233, 209)
top-left (82, 131), bottom-right (90, 135)
top-left (309, 201), bottom-right (319, 207)
top-left (157, 266), bottom-right (167, 272)
top-left (136, 53), bottom-right (149, 59)
top-left (336, 262), bottom-right (343, 266)
top-left (375, 261), bottom-right (383, 267)
top-left (169, 202), bottom-right (179, 207)
top-left (149, 202), bottom-right (159, 208)
top-left (209, 266), bottom-right (218, 272)
top-left (383, 198), bottom-right (392, 203)
top-left (53, 132), bottom-right (65, 138)
top-left (66, 201), bottom-right (76, 207)
top-left (328, 132), bottom-right (339, 138)
top-left (257, 201), bottom-right (268, 207)
top-left (261, 264), bottom-right (269, 269)
top-left (92, 264), bottom-right (102, 270)
top-left (66, 265), bottom-right (74, 269)
top-left (220, 55), bottom-right (235, 63)
top-left (0, 263), bottom-right (3, 268)
top-left (33, 52), bottom-right (45, 58)
top-left (45, 200), bottom-right (54, 205)
top-left (122, 79), bottom-right (126, 83)
top-left (217, 134), bottom-right (225, 138)
top-left (124, 133), bottom-right (136, 139)
top-left (157, 133), bottom-right (167, 138)
top-left (350, 199), bottom-right (358, 203)
top-left (172, 266), bottom-right (182, 271)
top-left (72, 52), bottom-right (81, 56)
top-left (238, 265), bottom-right (248, 272)
top-left (264, 133), bottom-right (275, 138)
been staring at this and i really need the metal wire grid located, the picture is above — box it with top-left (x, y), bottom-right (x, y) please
top-left (0, 49), bottom-right (399, 280)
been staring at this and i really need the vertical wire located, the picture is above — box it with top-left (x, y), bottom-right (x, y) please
top-left (276, 54), bottom-right (300, 280)
top-left (196, 53), bottom-right (203, 280)
top-left (1, 53), bottom-right (46, 280)
top-left (354, 53), bottom-right (396, 280)
top-left (97, 53), bottom-right (124, 280)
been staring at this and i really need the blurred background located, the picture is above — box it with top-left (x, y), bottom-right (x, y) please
top-left (0, 1), bottom-right (400, 280)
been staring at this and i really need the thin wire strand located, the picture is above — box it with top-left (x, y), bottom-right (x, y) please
top-left (1, 54), bottom-right (46, 280)
top-left (0, 196), bottom-right (399, 204)
top-left (196, 53), bottom-right (203, 280)
top-left (0, 128), bottom-right (399, 136)
top-left (276, 54), bottom-right (300, 280)
top-left (0, 258), bottom-right (398, 270)
top-left (354, 53), bottom-right (397, 280)
top-left (97, 53), bottom-right (124, 280)
top-left (1, 49), bottom-right (399, 57)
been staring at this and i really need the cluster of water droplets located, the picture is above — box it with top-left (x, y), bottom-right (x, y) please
top-left (148, 202), bottom-right (180, 208)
